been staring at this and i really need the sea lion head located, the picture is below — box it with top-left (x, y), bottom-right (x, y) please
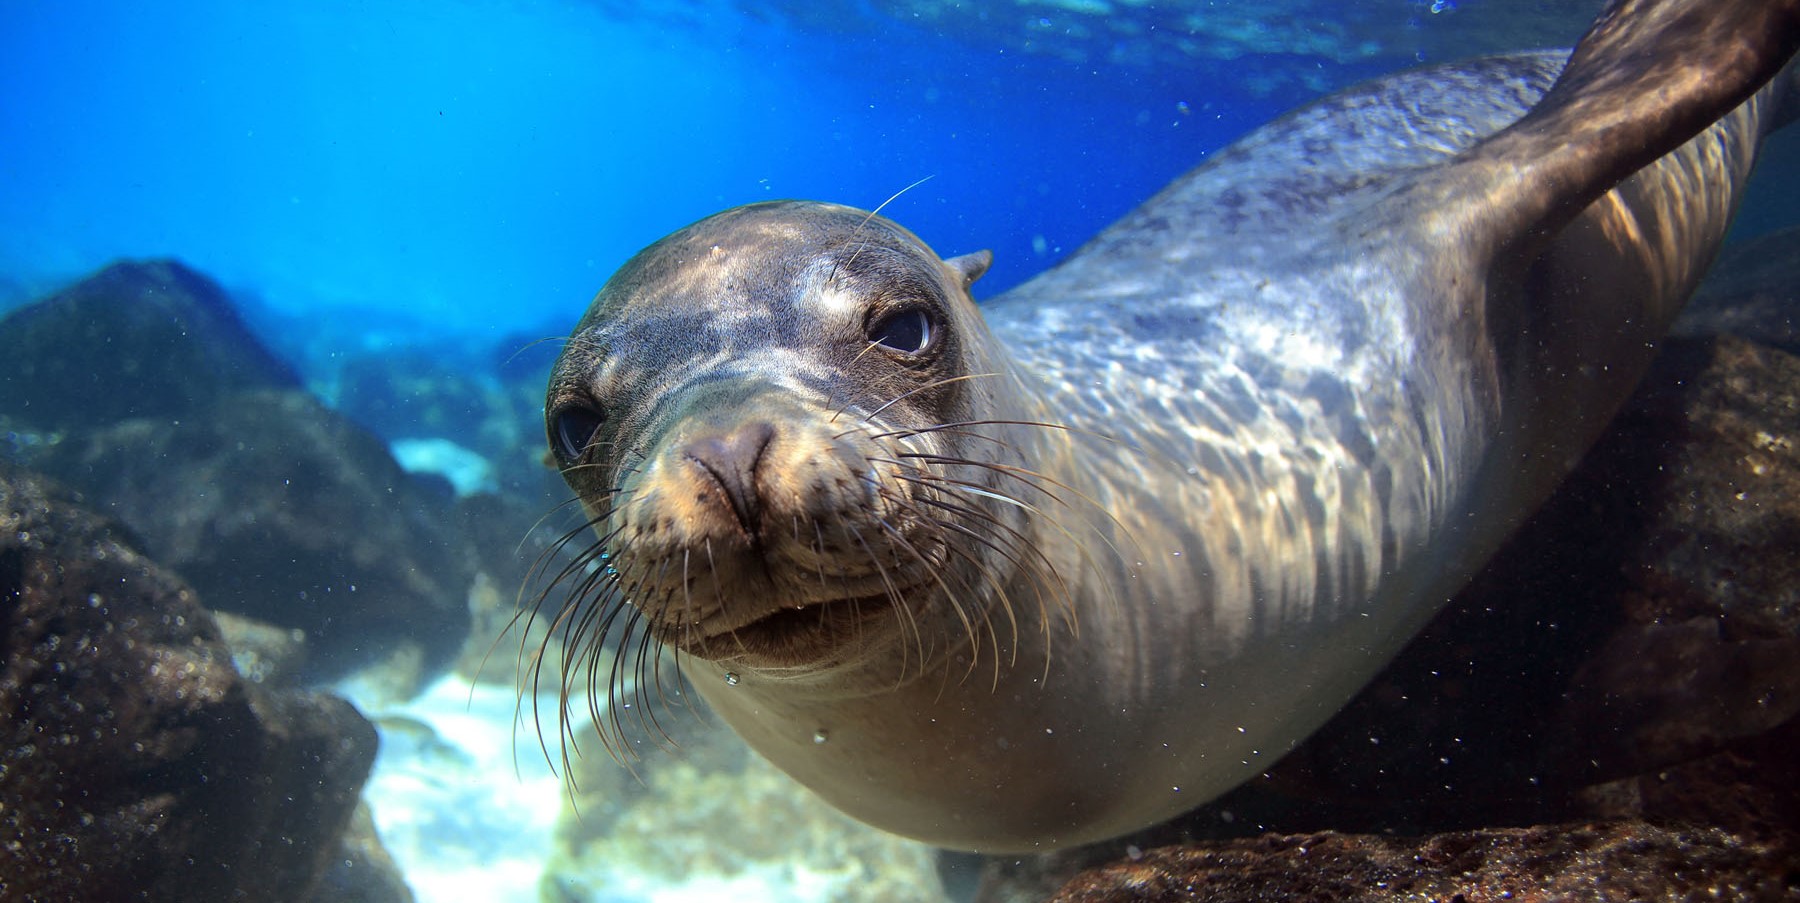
top-left (543, 201), bottom-right (1056, 688)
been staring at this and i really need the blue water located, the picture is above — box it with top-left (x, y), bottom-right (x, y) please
top-left (0, 0), bottom-right (1307, 344)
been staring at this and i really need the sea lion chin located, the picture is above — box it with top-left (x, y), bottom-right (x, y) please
top-left (532, 0), bottom-right (1800, 854)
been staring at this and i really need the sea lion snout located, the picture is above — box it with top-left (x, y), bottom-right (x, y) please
top-left (614, 392), bottom-right (944, 660)
top-left (679, 420), bottom-right (777, 538)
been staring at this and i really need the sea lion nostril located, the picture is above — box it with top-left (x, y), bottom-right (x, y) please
top-left (681, 421), bottom-right (778, 534)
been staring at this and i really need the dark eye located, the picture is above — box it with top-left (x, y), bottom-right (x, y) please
top-left (868, 308), bottom-right (935, 354)
top-left (551, 404), bottom-right (607, 461)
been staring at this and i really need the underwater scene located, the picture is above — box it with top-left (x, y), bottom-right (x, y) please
top-left (4, 0), bottom-right (1800, 900)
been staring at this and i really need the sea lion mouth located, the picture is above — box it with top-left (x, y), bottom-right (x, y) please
top-left (675, 589), bottom-right (910, 665)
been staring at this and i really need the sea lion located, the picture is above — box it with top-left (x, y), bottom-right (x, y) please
top-left (536, 0), bottom-right (1800, 853)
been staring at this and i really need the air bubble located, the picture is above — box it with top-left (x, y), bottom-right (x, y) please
top-left (723, 671), bottom-right (740, 686)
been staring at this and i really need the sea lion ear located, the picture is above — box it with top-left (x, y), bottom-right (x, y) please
top-left (945, 250), bottom-right (993, 289)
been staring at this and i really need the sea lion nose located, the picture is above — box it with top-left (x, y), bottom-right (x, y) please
top-left (681, 421), bottom-right (778, 536)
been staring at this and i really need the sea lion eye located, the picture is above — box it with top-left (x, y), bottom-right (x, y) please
top-left (551, 404), bottom-right (607, 461)
top-left (868, 307), bottom-right (935, 354)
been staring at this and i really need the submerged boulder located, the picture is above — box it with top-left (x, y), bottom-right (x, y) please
top-left (1677, 225), bottom-right (1800, 355)
top-left (1042, 821), bottom-right (1796, 903)
top-left (0, 259), bottom-right (298, 431)
top-left (37, 387), bottom-right (476, 682)
top-left (0, 465), bottom-right (379, 902)
top-left (1, 260), bottom-right (477, 682)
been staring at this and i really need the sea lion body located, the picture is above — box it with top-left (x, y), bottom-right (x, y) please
top-left (543, 0), bottom-right (1800, 852)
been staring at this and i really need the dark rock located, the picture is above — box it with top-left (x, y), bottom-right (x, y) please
top-left (0, 465), bottom-right (378, 903)
top-left (0, 259), bottom-right (298, 432)
top-left (33, 387), bottom-right (476, 682)
top-left (213, 609), bottom-right (311, 686)
top-left (1677, 226), bottom-right (1800, 355)
top-left (309, 804), bottom-right (418, 903)
top-left (335, 347), bottom-right (498, 445)
top-left (325, 328), bottom-right (556, 471)
top-left (1043, 822), bottom-right (1797, 903)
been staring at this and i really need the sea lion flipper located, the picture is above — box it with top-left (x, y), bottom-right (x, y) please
top-left (1432, 0), bottom-right (1799, 248)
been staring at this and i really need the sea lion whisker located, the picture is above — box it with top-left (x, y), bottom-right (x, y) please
top-left (929, 458), bottom-right (1136, 569)
top-left (828, 174), bottom-right (937, 286)
top-left (541, 584), bottom-right (613, 787)
top-left (882, 473), bottom-right (1081, 639)
top-left (595, 561), bottom-right (655, 741)
top-left (829, 357), bottom-right (943, 423)
top-left (554, 459), bottom-right (619, 480)
top-left (887, 453), bottom-right (1139, 598)
top-left (583, 606), bottom-right (641, 778)
top-left (593, 608), bottom-right (656, 783)
top-left (640, 630), bottom-right (689, 750)
top-left (534, 532), bottom-right (651, 769)
top-left (511, 535), bottom-right (629, 703)
top-left (869, 514), bottom-right (1008, 685)
top-left (877, 475), bottom-right (1046, 573)
top-left (858, 371), bottom-right (1002, 424)
top-left (514, 526), bottom-right (622, 690)
top-left (626, 574), bottom-right (682, 755)
top-left (580, 572), bottom-right (667, 765)
top-left (518, 508), bottom-right (613, 589)
top-left (502, 334), bottom-right (576, 368)
top-left (889, 452), bottom-right (1073, 509)
top-left (481, 517), bottom-right (609, 708)
top-left (514, 493), bottom-right (604, 556)
top-left (863, 471), bottom-right (1048, 639)
top-left (886, 486), bottom-right (1072, 649)
top-left (841, 521), bottom-right (929, 684)
top-left (527, 519), bottom-right (627, 605)
top-left (884, 419), bottom-right (1137, 456)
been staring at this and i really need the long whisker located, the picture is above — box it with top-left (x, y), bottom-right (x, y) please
top-left (829, 175), bottom-right (937, 285)
top-left (884, 471), bottom-right (1070, 634)
top-left (503, 334), bottom-right (574, 367)
top-left (858, 372), bottom-right (1002, 425)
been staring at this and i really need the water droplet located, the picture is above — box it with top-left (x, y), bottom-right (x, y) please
top-left (723, 671), bottom-right (740, 686)
top-left (813, 729), bottom-right (829, 745)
